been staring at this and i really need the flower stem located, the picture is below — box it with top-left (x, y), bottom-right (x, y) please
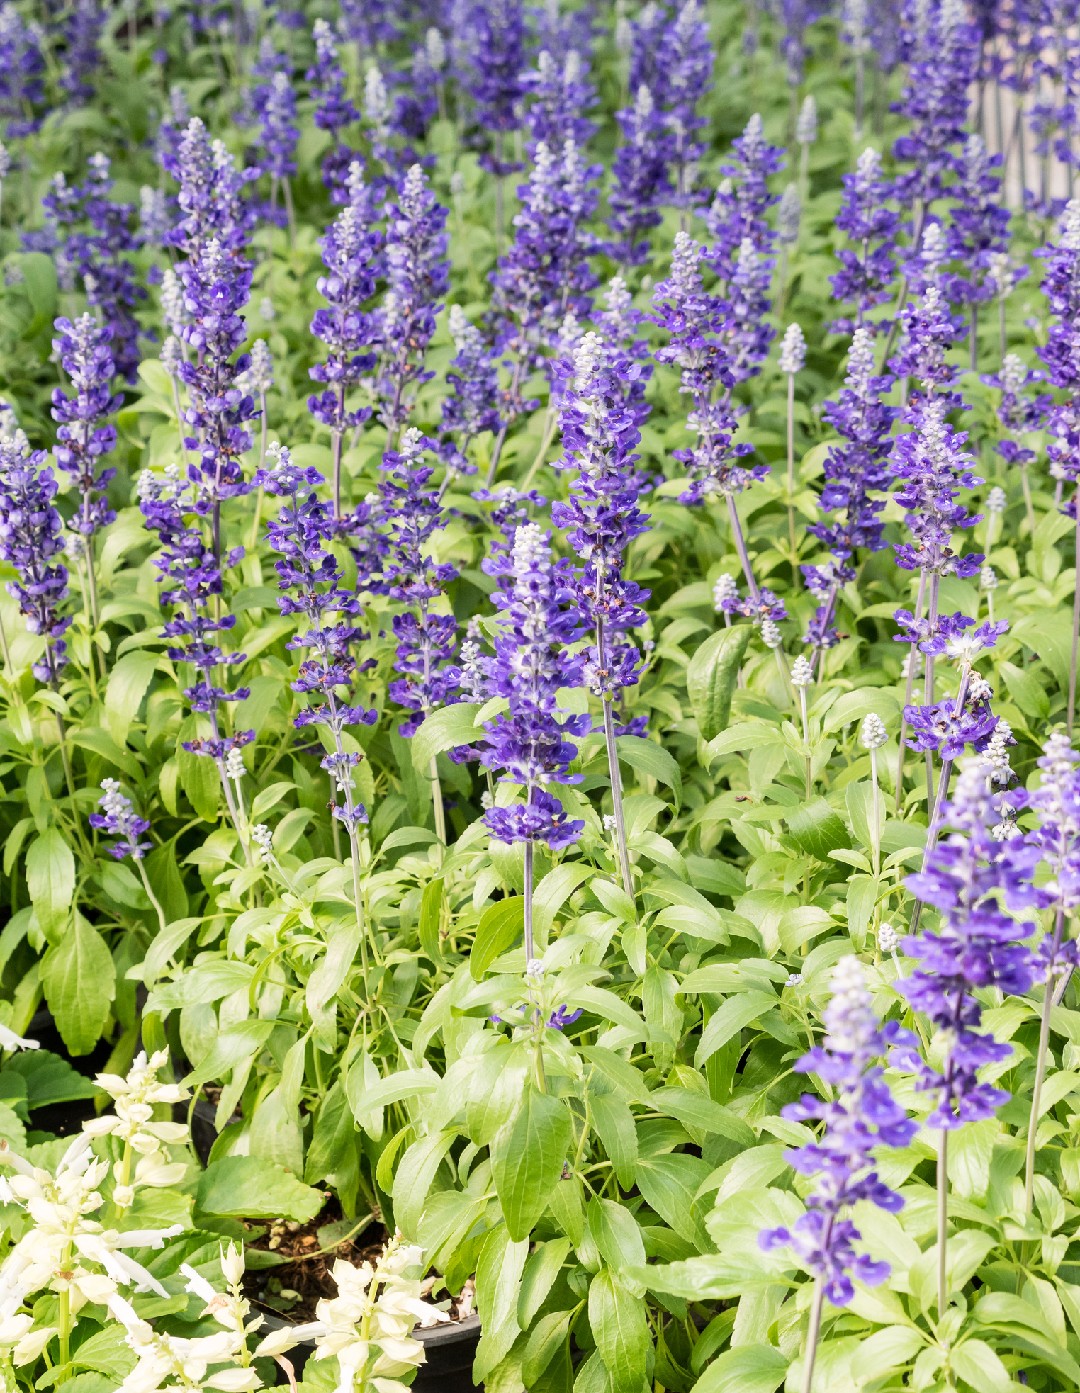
top-left (137, 858), bottom-right (168, 934)
top-left (601, 695), bottom-right (634, 903)
top-left (800, 1279), bottom-right (826, 1393)
top-left (937, 1128), bottom-right (949, 1320)
top-left (1024, 906), bottom-right (1066, 1213)
top-left (786, 372), bottom-right (798, 580)
top-left (1069, 503), bottom-right (1080, 735)
top-left (869, 745), bottom-right (882, 878)
top-left (429, 756), bottom-right (447, 844)
top-left (523, 837), bottom-right (535, 963)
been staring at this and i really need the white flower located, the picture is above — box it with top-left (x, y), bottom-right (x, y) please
top-left (712, 573), bottom-right (738, 612)
top-left (0, 1024), bottom-right (38, 1053)
top-left (878, 923), bottom-right (902, 954)
top-left (859, 713), bottom-right (887, 751)
top-left (780, 322), bottom-right (806, 375)
top-left (987, 485), bottom-right (1006, 514)
top-left (791, 655), bottom-right (814, 688)
top-left (760, 619), bottom-right (783, 650)
top-left (796, 94), bottom-right (817, 146)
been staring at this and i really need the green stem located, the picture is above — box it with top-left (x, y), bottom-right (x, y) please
top-left (1024, 906), bottom-right (1066, 1214)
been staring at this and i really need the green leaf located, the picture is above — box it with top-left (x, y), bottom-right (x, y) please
top-left (588, 1199), bottom-right (646, 1282)
top-left (178, 732), bottom-right (220, 822)
top-left (492, 1085), bottom-right (572, 1240)
top-left (70, 1326), bottom-right (137, 1380)
top-left (411, 702), bottom-right (481, 771)
top-left (26, 829), bottom-right (75, 938)
top-left (470, 897), bottom-right (524, 980)
top-left (347, 1066), bottom-right (440, 1116)
top-left (686, 626), bottom-right (751, 741)
top-left (418, 877), bottom-right (444, 960)
top-left (635, 1153), bottom-right (712, 1250)
top-left (104, 652), bottom-right (158, 744)
top-left (41, 916), bottom-right (115, 1056)
top-left (615, 736), bottom-right (682, 807)
top-left (183, 1020), bottom-right (275, 1089)
top-left (6, 1049), bottom-right (101, 1108)
top-left (195, 1155), bottom-right (325, 1223)
top-left (589, 1268), bottom-right (651, 1393)
top-left (786, 798), bottom-right (849, 860)
top-left (695, 991), bottom-right (777, 1068)
top-left (691, 1343), bottom-right (788, 1393)
top-left (949, 1339), bottom-right (1013, 1392)
top-left (17, 252), bottom-right (58, 334)
top-left (648, 1085), bottom-right (755, 1147)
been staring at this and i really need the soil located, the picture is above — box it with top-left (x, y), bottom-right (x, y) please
top-left (241, 1200), bottom-right (476, 1328)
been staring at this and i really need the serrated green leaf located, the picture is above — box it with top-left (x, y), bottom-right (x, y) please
top-left (492, 1085), bottom-right (572, 1240)
top-left (41, 916), bottom-right (115, 1056)
top-left (195, 1154), bottom-right (325, 1222)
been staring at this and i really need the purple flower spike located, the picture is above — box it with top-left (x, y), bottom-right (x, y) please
top-left (257, 443), bottom-right (377, 832)
top-left (377, 430), bottom-right (461, 736)
top-left (552, 331), bottom-right (651, 706)
top-left (478, 524), bottom-right (588, 851)
top-left (491, 138), bottom-right (601, 389)
top-left (897, 758), bottom-right (1037, 1127)
top-left (375, 165), bottom-right (449, 436)
top-left (0, 430), bottom-right (70, 684)
top-left (90, 780), bottom-right (152, 861)
top-left (652, 231), bottom-right (763, 505)
top-left (51, 313), bottom-right (120, 540)
top-left (609, 84), bottom-right (671, 266)
top-left (760, 956), bottom-right (915, 1307)
top-left (307, 19), bottom-right (359, 201)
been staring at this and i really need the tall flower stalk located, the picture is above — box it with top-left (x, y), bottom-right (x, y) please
top-left (761, 956), bottom-right (914, 1393)
top-left (1038, 201), bottom-right (1080, 732)
top-left (553, 332), bottom-right (651, 901)
top-left (477, 524), bottom-right (588, 963)
top-left (1022, 732), bottom-right (1080, 1211)
top-left (378, 430), bottom-right (461, 843)
top-left (653, 231), bottom-right (766, 597)
top-left (309, 166), bottom-right (381, 520)
top-left (897, 758), bottom-right (1035, 1318)
top-left (258, 444), bottom-right (378, 948)
top-left (50, 312), bottom-right (119, 639)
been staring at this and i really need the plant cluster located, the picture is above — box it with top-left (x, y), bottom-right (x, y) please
top-left (1, 2), bottom-right (1080, 1392)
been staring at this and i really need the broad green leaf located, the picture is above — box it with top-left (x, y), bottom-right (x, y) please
top-left (178, 734), bottom-right (220, 822)
top-left (635, 1153), bottom-right (712, 1249)
top-left (691, 1343), bottom-right (788, 1393)
top-left (492, 1086), bottom-right (572, 1240)
top-left (475, 1225), bottom-right (529, 1382)
top-left (695, 990), bottom-right (777, 1068)
top-left (589, 1268), bottom-right (651, 1393)
top-left (6, 1049), bottom-right (101, 1108)
top-left (686, 625), bottom-right (751, 741)
top-left (41, 916), bottom-right (115, 1056)
top-left (588, 1199), bottom-right (646, 1283)
top-left (470, 896), bottom-right (524, 980)
top-left (195, 1155), bottom-right (325, 1223)
top-left (786, 798), bottom-right (849, 860)
top-left (411, 702), bottom-right (481, 771)
top-left (616, 736), bottom-right (682, 807)
top-left (26, 829), bottom-right (75, 938)
top-left (183, 1020), bottom-right (275, 1088)
top-left (104, 651), bottom-right (158, 744)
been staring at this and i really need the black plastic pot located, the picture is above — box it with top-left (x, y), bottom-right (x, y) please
top-left (263, 1311), bottom-right (483, 1390)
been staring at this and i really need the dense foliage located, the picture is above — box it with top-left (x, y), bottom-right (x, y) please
top-left (1, 1), bottom-right (1080, 1391)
